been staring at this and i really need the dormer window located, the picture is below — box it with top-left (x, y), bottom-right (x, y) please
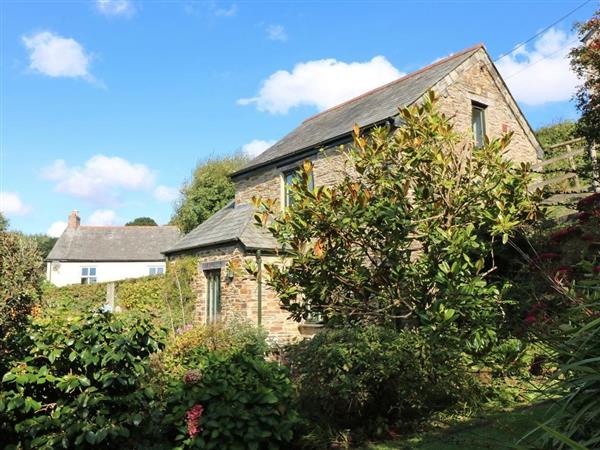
top-left (471, 101), bottom-right (487, 148)
top-left (284, 167), bottom-right (314, 207)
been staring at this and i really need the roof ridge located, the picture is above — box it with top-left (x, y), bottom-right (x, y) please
top-left (302, 43), bottom-right (484, 124)
top-left (79, 225), bottom-right (178, 229)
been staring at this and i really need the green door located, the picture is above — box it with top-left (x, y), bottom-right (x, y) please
top-left (206, 270), bottom-right (221, 324)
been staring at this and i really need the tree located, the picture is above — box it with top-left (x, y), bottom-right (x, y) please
top-left (535, 120), bottom-right (576, 148)
top-left (171, 154), bottom-right (249, 234)
top-left (0, 212), bottom-right (8, 231)
top-left (125, 217), bottom-right (158, 226)
top-left (26, 234), bottom-right (58, 259)
top-left (570, 12), bottom-right (600, 191)
top-left (0, 231), bottom-right (43, 372)
top-left (570, 12), bottom-right (600, 146)
top-left (253, 93), bottom-right (540, 352)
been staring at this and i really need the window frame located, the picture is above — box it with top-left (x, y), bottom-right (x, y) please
top-left (471, 101), bottom-right (487, 148)
top-left (205, 270), bottom-right (221, 324)
top-left (283, 166), bottom-right (314, 207)
top-left (149, 266), bottom-right (164, 276)
top-left (81, 266), bottom-right (97, 284)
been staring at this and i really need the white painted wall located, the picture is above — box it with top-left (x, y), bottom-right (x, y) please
top-left (46, 261), bottom-right (166, 287)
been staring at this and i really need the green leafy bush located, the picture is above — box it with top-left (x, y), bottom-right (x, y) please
top-left (162, 350), bottom-right (298, 449)
top-left (285, 326), bottom-right (477, 446)
top-left (0, 231), bottom-right (43, 372)
top-left (117, 275), bottom-right (165, 317)
top-left (150, 319), bottom-right (269, 384)
top-left (0, 312), bottom-right (165, 449)
top-left (40, 281), bottom-right (105, 318)
top-left (41, 257), bottom-right (197, 333)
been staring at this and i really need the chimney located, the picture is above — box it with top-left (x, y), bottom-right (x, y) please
top-left (67, 210), bottom-right (80, 229)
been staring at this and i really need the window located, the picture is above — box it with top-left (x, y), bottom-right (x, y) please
top-left (81, 267), bottom-right (97, 284)
top-left (284, 167), bottom-right (314, 207)
top-left (471, 102), bottom-right (487, 148)
top-left (149, 266), bottom-right (164, 276)
top-left (206, 270), bottom-right (221, 324)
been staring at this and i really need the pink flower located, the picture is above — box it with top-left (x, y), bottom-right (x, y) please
top-left (593, 265), bottom-right (600, 273)
top-left (183, 369), bottom-right (203, 384)
top-left (186, 404), bottom-right (204, 438)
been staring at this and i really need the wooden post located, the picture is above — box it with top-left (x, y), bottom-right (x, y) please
top-left (590, 143), bottom-right (600, 193)
top-left (566, 144), bottom-right (580, 192)
top-left (105, 282), bottom-right (116, 312)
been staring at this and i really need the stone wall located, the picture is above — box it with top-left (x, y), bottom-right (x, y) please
top-left (433, 48), bottom-right (540, 164)
top-left (190, 244), bottom-right (306, 343)
top-left (234, 147), bottom-right (350, 207)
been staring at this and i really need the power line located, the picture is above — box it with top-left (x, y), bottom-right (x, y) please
top-left (494, 0), bottom-right (594, 62)
top-left (504, 36), bottom-right (580, 79)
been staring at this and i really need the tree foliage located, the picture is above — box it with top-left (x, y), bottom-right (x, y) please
top-left (125, 217), bottom-right (158, 226)
top-left (27, 234), bottom-right (58, 259)
top-left (571, 12), bottom-right (600, 145)
top-left (0, 212), bottom-right (8, 231)
top-left (171, 155), bottom-right (248, 233)
top-left (0, 231), bottom-right (43, 372)
top-left (535, 120), bottom-right (577, 149)
top-left (253, 93), bottom-right (540, 352)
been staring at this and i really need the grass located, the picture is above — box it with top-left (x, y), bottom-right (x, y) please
top-left (363, 402), bottom-right (551, 450)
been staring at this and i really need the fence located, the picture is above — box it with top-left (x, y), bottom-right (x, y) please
top-left (530, 137), bottom-right (600, 204)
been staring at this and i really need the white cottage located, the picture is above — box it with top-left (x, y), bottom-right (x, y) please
top-left (46, 211), bottom-right (180, 286)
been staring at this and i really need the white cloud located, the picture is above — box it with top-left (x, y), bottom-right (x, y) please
top-left (238, 56), bottom-right (404, 114)
top-left (0, 192), bottom-right (31, 216)
top-left (47, 221), bottom-right (67, 237)
top-left (242, 139), bottom-right (275, 158)
top-left (267, 24), bottom-right (287, 42)
top-left (95, 0), bottom-right (135, 17)
top-left (42, 155), bottom-right (156, 204)
top-left (88, 209), bottom-right (120, 226)
top-left (496, 28), bottom-right (579, 106)
top-left (22, 31), bottom-right (98, 83)
top-left (154, 185), bottom-right (179, 203)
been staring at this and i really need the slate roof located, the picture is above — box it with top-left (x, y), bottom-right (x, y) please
top-left (164, 202), bottom-right (277, 254)
top-left (47, 226), bottom-right (181, 262)
top-left (232, 44), bottom-right (483, 178)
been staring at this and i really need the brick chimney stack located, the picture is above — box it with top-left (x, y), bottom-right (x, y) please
top-left (67, 210), bottom-right (80, 229)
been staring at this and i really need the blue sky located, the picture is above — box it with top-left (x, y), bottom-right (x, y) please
top-left (0, 0), bottom-right (596, 235)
